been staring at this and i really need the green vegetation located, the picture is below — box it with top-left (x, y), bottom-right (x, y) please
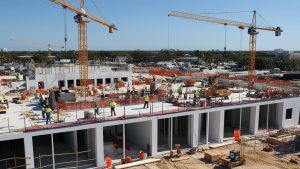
top-left (1, 50), bottom-right (299, 71)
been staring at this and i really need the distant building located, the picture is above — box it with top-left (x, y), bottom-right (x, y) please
top-left (272, 49), bottom-right (289, 60)
top-left (0, 48), bottom-right (8, 52)
top-left (26, 62), bottom-right (133, 90)
top-left (288, 51), bottom-right (300, 59)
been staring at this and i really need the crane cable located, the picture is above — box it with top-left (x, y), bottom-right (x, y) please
top-left (168, 16), bottom-right (170, 51)
top-left (64, 7), bottom-right (68, 57)
top-left (224, 24), bottom-right (227, 51)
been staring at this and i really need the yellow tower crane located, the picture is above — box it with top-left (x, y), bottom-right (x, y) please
top-left (168, 10), bottom-right (282, 89)
top-left (50, 0), bottom-right (117, 87)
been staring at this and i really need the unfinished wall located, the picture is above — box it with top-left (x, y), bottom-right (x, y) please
top-left (282, 97), bottom-right (300, 128)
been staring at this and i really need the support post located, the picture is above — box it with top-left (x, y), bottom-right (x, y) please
top-left (24, 136), bottom-right (35, 169)
top-left (206, 113), bottom-right (209, 145)
top-left (170, 117), bottom-right (173, 150)
top-left (51, 134), bottom-right (55, 169)
top-left (123, 123), bottom-right (126, 159)
top-left (191, 114), bottom-right (199, 147)
top-left (250, 106), bottom-right (259, 134)
top-left (151, 119), bottom-right (158, 156)
top-left (267, 104), bottom-right (269, 130)
top-left (239, 108), bottom-right (242, 131)
top-left (95, 126), bottom-right (105, 167)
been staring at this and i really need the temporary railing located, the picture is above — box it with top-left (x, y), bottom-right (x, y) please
top-left (21, 94), bottom-right (300, 133)
top-left (0, 156), bottom-right (30, 169)
top-left (33, 150), bottom-right (95, 169)
top-left (0, 93), bottom-right (299, 134)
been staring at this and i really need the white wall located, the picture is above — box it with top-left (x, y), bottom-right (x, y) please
top-left (126, 121), bottom-right (151, 150)
top-left (282, 98), bottom-right (300, 128)
top-left (26, 65), bottom-right (132, 90)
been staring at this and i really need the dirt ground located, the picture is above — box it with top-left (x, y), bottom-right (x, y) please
top-left (127, 142), bottom-right (300, 169)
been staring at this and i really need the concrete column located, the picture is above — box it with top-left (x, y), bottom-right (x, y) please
top-left (170, 118), bottom-right (173, 150)
top-left (123, 124), bottom-right (126, 159)
top-left (250, 106), bottom-right (259, 134)
top-left (239, 108), bottom-right (242, 130)
top-left (276, 103), bottom-right (284, 129)
top-left (51, 134), bottom-right (55, 169)
top-left (206, 113), bottom-right (209, 145)
top-left (267, 104), bottom-right (269, 130)
top-left (209, 111), bottom-right (224, 143)
top-left (219, 110), bottom-right (225, 142)
top-left (95, 126), bottom-right (105, 167)
top-left (24, 136), bottom-right (35, 169)
top-left (190, 114), bottom-right (199, 147)
top-left (151, 119), bottom-right (158, 156)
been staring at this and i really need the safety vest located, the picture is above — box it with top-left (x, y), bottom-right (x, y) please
top-left (45, 107), bottom-right (52, 113)
top-left (178, 86), bottom-right (183, 92)
top-left (144, 95), bottom-right (149, 102)
top-left (110, 101), bottom-right (116, 108)
top-left (3, 95), bottom-right (7, 101)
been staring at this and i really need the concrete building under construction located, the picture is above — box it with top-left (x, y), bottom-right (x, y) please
top-left (25, 62), bottom-right (133, 90)
top-left (0, 85), bottom-right (299, 168)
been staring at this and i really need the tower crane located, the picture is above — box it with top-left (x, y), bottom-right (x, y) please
top-left (168, 11), bottom-right (282, 89)
top-left (49, 0), bottom-right (117, 87)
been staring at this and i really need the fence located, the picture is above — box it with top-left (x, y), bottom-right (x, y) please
top-left (33, 150), bottom-right (95, 169)
top-left (58, 95), bottom-right (160, 111)
top-left (0, 156), bottom-right (30, 169)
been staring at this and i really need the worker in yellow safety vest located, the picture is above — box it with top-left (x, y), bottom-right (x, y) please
top-left (109, 100), bottom-right (117, 116)
top-left (2, 94), bottom-right (8, 108)
top-left (44, 106), bottom-right (53, 124)
top-left (143, 95), bottom-right (149, 109)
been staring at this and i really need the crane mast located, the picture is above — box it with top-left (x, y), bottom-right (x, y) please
top-left (169, 11), bottom-right (282, 89)
top-left (50, 0), bottom-right (117, 87)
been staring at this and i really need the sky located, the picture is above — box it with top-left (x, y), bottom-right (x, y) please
top-left (0, 0), bottom-right (299, 51)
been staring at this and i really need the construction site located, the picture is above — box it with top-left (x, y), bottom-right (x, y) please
top-left (1, 0), bottom-right (300, 169)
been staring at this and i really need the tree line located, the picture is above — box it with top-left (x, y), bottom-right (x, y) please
top-left (0, 50), bottom-right (299, 71)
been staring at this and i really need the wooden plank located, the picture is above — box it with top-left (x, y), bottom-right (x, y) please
top-left (114, 159), bottom-right (161, 169)
top-left (209, 140), bottom-right (236, 149)
top-left (170, 157), bottom-right (189, 162)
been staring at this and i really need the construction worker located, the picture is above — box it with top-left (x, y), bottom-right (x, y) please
top-left (42, 107), bottom-right (46, 119)
top-left (143, 94), bottom-right (149, 109)
top-left (173, 74), bottom-right (177, 83)
top-left (94, 106), bottom-right (99, 118)
top-left (178, 85), bottom-right (183, 98)
top-left (43, 97), bottom-right (50, 108)
top-left (2, 94), bottom-right (8, 108)
top-left (44, 105), bottom-right (53, 124)
top-left (109, 100), bottom-right (117, 116)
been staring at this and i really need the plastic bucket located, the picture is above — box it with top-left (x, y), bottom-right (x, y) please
top-left (126, 156), bottom-right (132, 163)
top-left (139, 150), bottom-right (145, 160)
top-left (234, 129), bottom-right (240, 141)
top-left (105, 156), bottom-right (112, 168)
